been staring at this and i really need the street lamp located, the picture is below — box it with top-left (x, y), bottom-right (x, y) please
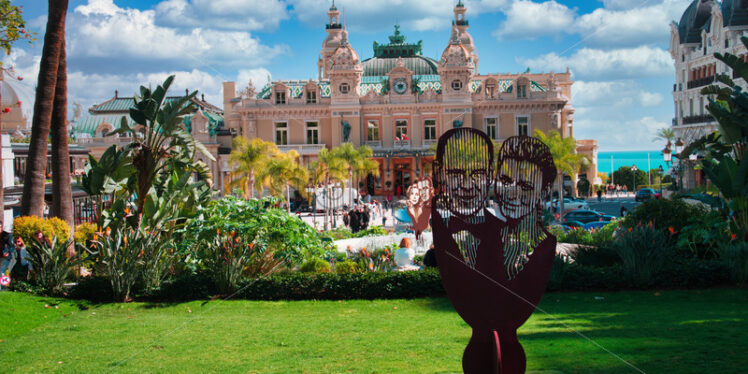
top-left (658, 165), bottom-right (664, 194)
top-left (631, 164), bottom-right (638, 195)
top-left (674, 138), bottom-right (685, 192)
top-left (662, 144), bottom-right (672, 166)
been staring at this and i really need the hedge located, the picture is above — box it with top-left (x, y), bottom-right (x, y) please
top-left (55, 258), bottom-right (736, 303)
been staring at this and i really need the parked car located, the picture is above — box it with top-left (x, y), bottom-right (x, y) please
top-left (544, 198), bottom-right (589, 211)
top-left (635, 188), bottom-right (656, 202)
top-left (562, 209), bottom-right (616, 224)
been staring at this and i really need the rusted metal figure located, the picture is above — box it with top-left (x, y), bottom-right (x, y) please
top-left (431, 128), bottom-right (557, 374)
top-left (405, 177), bottom-right (434, 240)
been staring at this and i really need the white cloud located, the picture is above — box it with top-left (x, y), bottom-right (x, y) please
top-left (519, 46), bottom-right (673, 80)
top-left (575, 116), bottom-right (668, 151)
top-left (573, 0), bottom-right (691, 47)
top-left (289, 0), bottom-right (509, 32)
top-left (155, 0), bottom-right (289, 31)
top-left (573, 80), bottom-right (663, 109)
top-left (68, 0), bottom-right (287, 73)
top-left (494, 0), bottom-right (576, 40)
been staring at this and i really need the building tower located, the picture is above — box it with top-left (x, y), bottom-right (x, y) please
top-left (319, 1), bottom-right (344, 80)
top-left (452, 1), bottom-right (478, 74)
top-left (439, 26), bottom-right (474, 105)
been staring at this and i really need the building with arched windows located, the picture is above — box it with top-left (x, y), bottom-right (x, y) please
top-left (223, 1), bottom-right (598, 195)
top-left (669, 0), bottom-right (748, 188)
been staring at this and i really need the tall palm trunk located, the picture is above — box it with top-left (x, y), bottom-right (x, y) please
top-left (558, 174), bottom-right (565, 217)
top-left (0, 79), bottom-right (4, 230)
top-left (22, 0), bottom-right (69, 217)
top-left (51, 37), bottom-right (74, 241)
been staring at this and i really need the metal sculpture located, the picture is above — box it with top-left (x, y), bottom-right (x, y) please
top-left (431, 128), bottom-right (557, 374)
top-left (405, 177), bottom-right (434, 240)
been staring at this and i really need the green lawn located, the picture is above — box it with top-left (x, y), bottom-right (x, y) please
top-left (0, 289), bottom-right (746, 373)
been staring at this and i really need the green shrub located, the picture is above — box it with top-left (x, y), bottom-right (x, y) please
top-left (13, 216), bottom-right (71, 246)
top-left (25, 238), bottom-right (90, 295)
top-left (613, 223), bottom-right (673, 287)
top-left (562, 228), bottom-right (593, 245)
top-left (299, 258), bottom-right (331, 273)
top-left (74, 222), bottom-right (98, 245)
top-left (353, 226), bottom-right (388, 238)
top-left (718, 241), bottom-right (748, 284)
top-left (334, 260), bottom-right (360, 274)
top-left (676, 211), bottom-right (730, 259)
top-left (623, 198), bottom-right (706, 233)
top-left (570, 245), bottom-right (621, 268)
top-left (93, 228), bottom-right (149, 302)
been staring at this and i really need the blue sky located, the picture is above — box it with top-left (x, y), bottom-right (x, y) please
top-left (10, 0), bottom-right (693, 151)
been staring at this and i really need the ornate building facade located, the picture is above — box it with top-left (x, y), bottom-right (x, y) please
top-left (669, 0), bottom-right (748, 188)
top-left (224, 2), bottom-right (597, 195)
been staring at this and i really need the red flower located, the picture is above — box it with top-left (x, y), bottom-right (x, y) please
top-left (731, 234), bottom-right (737, 241)
top-left (3, 108), bottom-right (10, 113)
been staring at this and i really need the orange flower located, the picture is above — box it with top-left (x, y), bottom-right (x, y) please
top-left (124, 208), bottom-right (130, 215)
top-left (668, 227), bottom-right (676, 235)
top-left (731, 234), bottom-right (737, 241)
top-left (123, 236), bottom-right (128, 245)
top-left (231, 231), bottom-right (236, 237)
top-left (216, 228), bottom-right (221, 235)
top-left (628, 227), bottom-right (633, 232)
top-left (368, 262), bottom-right (374, 270)
top-left (106, 227), bottom-right (111, 236)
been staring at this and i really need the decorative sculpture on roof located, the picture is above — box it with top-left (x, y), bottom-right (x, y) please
top-left (405, 177), bottom-right (433, 240)
top-left (72, 102), bottom-right (83, 121)
top-left (431, 127), bottom-right (557, 374)
top-left (240, 80), bottom-right (257, 99)
top-left (453, 118), bottom-right (464, 128)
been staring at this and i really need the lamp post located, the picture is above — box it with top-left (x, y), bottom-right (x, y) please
top-left (631, 164), bottom-right (638, 195)
top-left (658, 165), bottom-right (664, 194)
top-left (674, 138), bottom-right (685, 192)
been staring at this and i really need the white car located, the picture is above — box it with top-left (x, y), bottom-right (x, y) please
top-left (544, 198), bottom-right (588, 211)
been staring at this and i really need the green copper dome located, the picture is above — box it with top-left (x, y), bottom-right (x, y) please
top-left (361, 25), bottom-right (439, 76)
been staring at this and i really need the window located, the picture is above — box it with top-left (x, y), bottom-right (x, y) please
top-left (725, 39), bottom-right (729, 48)
top-left (395, 120), bottom-right (408, 140)
top-left (339, 82), bottom-right (350, 94)
top-left (366, 120), bottom-right (380, 141)
top-left (275, 122), bottom-right (288, 145)
top-left (275, 92), bottom-right (286, 104)
top-left (689, 98), bottom-right (694, 116)
top-left (451, 80), bottom-right (462, 91)
top-left (517, 116), bottom-right (529, 136)
top-left (485, 117), bottom-right (498, 140)
top-left (424, 119), bottom-right (436, 141)
top-left (306, 90), bottom-right (316, 104)
top-left (517, 84), bottom-right (527, 98)
top-left (306, 122), bottom-right (319, 144)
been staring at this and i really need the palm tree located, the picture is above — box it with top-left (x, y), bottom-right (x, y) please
top-left (228, 137), bottom-right (278, 199)
top-left (353, 146), bottom-right (379, 196)
top-left (653, 127), bottom-right (675, 144)
top-left (331, 142), bottom-right (359, 204)
top-left (317, 148), bottom-right (347, 231)
top-left (22, 0), bottom-right (69, 217)
top-left (256, 150), bottom-right (308, 212)
top-left (51, 36), bottom-right (74, 238)
top-left (534, 130), bottom-right (589, 215)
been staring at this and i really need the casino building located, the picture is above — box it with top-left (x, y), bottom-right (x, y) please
top-left (223, 1), bottom-right (598, 196)
top-left (669, 0), bottom-right (748, 188)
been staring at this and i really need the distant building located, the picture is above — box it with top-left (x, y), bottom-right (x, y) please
top-left (223, 1), bottom-right (599, 195)
top-left (70, 91), bottom-right (229, 191)
top-left (669, 0), bottom-right (748, 188)
top-left (0, 68), bottom-right (34, 134)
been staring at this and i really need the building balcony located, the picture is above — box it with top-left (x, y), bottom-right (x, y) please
top-left (394, 139), bottom-right (410, 147)
top-left (682, 114), bottom-right (714, 125)
top-left (423, 139), bottom-right (437, 146)
top-left (687, 76), bottom-right (715, 89)
top-left (277, 144), bottom-right (326, 155)
top-left (365, 140), bottom-right (382, 148)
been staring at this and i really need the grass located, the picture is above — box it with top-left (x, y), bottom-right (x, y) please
top-left (0, 288), bottom-right (746, 373)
